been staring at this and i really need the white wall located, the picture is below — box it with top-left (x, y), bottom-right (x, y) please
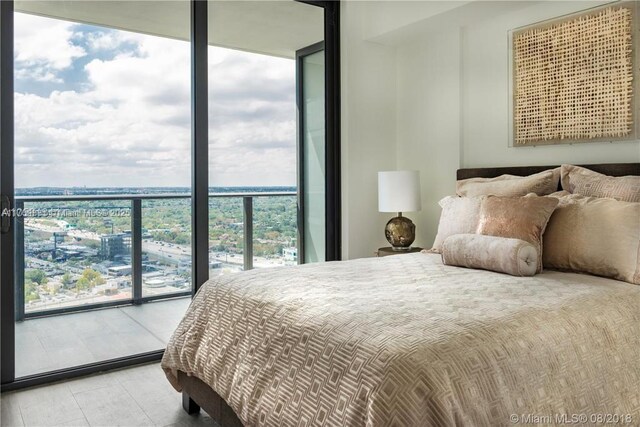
top-left (461, 1), bottom-right (640, 169)
top-left (396, 29), bottom-right (462, 249)
top-left (341, 1), bottom-right (640, 258)
top-left (341, 1), bottom-right (398, 260)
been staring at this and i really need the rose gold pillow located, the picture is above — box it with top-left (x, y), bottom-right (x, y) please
top-left (456, 168), bottom-right (560, 197)
top-left (543, 194), bottom-right (640, 285)
top-left (476, 195), bottom-right (558, 273)
top-left (560, 164), bottom-right (640, 202)
top-left (430, 196), bottom-right (481, 253)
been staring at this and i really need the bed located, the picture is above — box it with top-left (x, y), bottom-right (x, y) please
top-left (161, 163), bottom-right (640, 427)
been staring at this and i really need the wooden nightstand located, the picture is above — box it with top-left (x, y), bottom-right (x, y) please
top-left (376, 247), bottom-right (423, 257)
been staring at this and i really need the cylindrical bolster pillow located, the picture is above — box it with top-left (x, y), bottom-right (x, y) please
top-left (441, 234), bottom-right (538, 277)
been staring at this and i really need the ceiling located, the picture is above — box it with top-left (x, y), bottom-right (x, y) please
top-left (15, 0), bottom-right (324, 59)
top-left (363, 1), bottom-right (549, 46)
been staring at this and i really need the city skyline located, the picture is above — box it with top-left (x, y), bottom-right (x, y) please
top-left (15, 184), bottom-right (296, 195)
top-left (14, 12), bottom-right (297, 189)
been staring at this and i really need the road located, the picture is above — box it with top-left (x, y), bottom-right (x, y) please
top-left (25, 219), bottom-right (292, 269)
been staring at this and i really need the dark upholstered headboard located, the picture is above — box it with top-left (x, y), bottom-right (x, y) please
top-left (457, 163), bottom-right (640, 180)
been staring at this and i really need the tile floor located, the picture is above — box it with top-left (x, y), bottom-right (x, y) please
top-left (1, 362), bottom-right (217, 427)
top-left (15, 298), bottom-right (191, 377)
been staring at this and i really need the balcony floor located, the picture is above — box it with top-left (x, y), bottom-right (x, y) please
top-left (15, 297), bottom-right (191, 378)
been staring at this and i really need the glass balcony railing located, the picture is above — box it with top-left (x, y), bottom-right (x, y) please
top-left (14, 192), bottom-right (297, 320)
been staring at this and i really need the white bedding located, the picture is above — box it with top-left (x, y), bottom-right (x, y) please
top-left (162, 253), bottom-right (640, 426)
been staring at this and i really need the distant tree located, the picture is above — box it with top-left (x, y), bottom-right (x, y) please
top-left (25, 269), bottom-right (47, 285)
top-left (24, 280), bottom-right (40, 303)
top-left (75, 268), bottom-right (105, 294)
top-left (61, 272), bottom-right (73, 288)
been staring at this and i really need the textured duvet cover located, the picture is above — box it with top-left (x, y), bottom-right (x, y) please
top-left (161, 253), bottom-right (640, 427)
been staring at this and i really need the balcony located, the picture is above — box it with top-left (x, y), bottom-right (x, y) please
top-left (13, 191), bottom-right (297, 377)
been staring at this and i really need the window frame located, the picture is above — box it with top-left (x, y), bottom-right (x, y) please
top-left (0, 0), bottom-right (340, 391)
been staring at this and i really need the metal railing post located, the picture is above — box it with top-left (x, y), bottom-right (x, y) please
top-left (243, 196), bottom-right (253, 271)
top-left (131, 199), bottom-right (142, 304)
top-left (15, 200), bottom-right (24, 321)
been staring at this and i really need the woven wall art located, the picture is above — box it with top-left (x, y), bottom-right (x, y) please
top-left (513, 5), bottom-right (636, 146)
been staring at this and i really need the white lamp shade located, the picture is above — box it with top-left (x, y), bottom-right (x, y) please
top-left (378, 170), bottom-right (422, 213)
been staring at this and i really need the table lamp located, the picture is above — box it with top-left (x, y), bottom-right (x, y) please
top-left (378, 170), bottom-right (421, 251)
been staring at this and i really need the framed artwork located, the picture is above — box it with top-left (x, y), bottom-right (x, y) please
top-left (510, 2), bottom-right (639, 146)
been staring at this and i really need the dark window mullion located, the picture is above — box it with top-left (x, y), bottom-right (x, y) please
top-left (191, 0), bottom-right (209, 293)
top-left (323, 1), bottom-right (341, 262)
top-left (0, 0), bottom-right (16, 386)
top-left (131, 199), bottom-right (142, 304)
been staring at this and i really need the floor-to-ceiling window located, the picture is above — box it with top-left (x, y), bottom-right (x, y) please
top-left (0, 0), bottom-right (194, 382)
top-left (0, 0), bottom-right (339, 390)
top-left (207, 0), bottom-right (325, 275)
top-left (11, 2), bottom-right (192, 377)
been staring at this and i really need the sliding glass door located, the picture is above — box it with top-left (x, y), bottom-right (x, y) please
top-left (298, 43), bottom-right (326, 263)
top-left (5, 0), bottom-right (193, 382)
top-left (206, 0), bottom-right (325, 273)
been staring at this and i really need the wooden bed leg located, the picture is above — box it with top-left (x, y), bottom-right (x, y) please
top-left (182, 391), bottom-right (201, 415)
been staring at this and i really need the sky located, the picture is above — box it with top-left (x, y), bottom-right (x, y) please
top-left (14, 12), bottom-right (297, 189)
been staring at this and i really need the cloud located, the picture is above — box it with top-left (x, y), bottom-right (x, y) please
top-left (14, 12), bottom-right (298, 189)
top-left (14, 13), bottom-right (86, 82)
top-left (207, 48), bottom-right (296, 187)
top-left (86, 30), bottom-right (136, 53)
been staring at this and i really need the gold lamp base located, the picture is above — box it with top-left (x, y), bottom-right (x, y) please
top-left (384, 213), bottom-right (415, 251)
